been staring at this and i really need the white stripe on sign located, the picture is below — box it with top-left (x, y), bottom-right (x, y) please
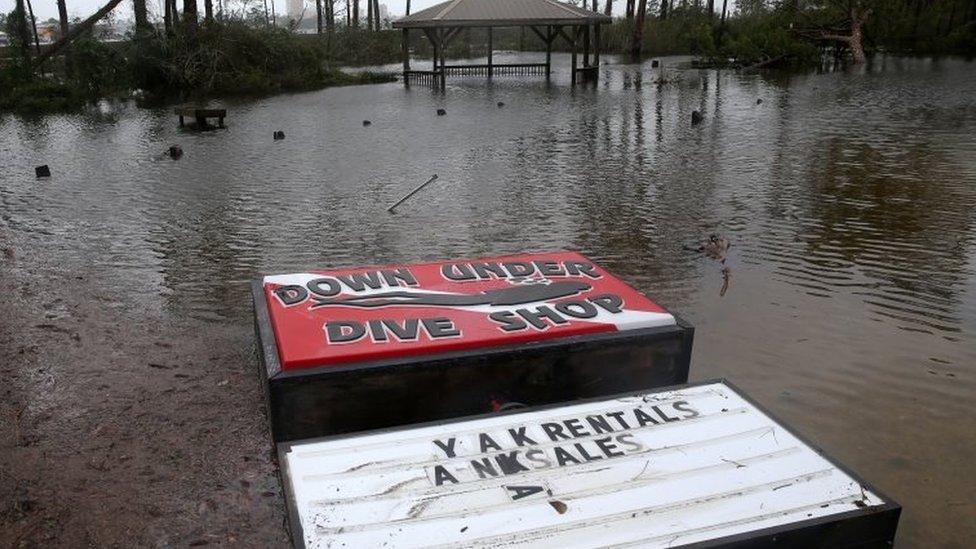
top-left (281, 382), bottom-right (888, 549)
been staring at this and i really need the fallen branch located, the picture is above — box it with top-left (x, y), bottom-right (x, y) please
top-left (34, 0), bottom-right (126, 67)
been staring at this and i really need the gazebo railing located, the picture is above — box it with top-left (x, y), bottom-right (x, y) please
top-left (443, 63), bottom-right (548, 76)
top-left (404, 70), bottom-right (442, 86)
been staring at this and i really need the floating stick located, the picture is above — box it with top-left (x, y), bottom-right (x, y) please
top-left (387, 174), bottom-right (438, 212)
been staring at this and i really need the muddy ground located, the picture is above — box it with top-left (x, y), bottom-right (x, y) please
top-left (0, 236), bottom-right (288, 547)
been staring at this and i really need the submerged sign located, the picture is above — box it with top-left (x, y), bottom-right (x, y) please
top-left (252, 251), bottom-right (693, 441)
top-left (279, 382), bottom-right (900, 548)
top-left (261, 252), bottom-right (675, 371)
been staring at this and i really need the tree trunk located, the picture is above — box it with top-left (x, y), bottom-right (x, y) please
top-left (11, 0), bottom-right (34, 70)
top-left (626, 0), bottom-right (634, 19)
top-left (133, 0), bottom-right (151, 32)
top-left (406, 0), bottom-right (411, 16)
top-left (346, 0), bottom-right (350, 26)
top-left (204, 0), bottom-right (213, 21)
top-left (660, 0), bottom-right (668, 19)
top-left (720, 0), bottom-right (728, 24)
top-left (849, 20), bottom-right (865, 63)
top-left (630, 0), bottom-right (647, 57)
top-left (706, 0), bottom-right (714, 18)
top-left (603, 0), bottom-right (612, 16)
top-left (316, 0), bottom-right (323, 33)
top-left (25, 0), bottom-right (41, 55)
top-left (57, 0), bottom-right (70, 40)
top-left (352, 0), bottom-right (358, 28)
top-left (848, 7), bottom-right (869, 64)
top-left (164, 0), bottom-right (172, 31)
top-left (184, 0), bottom-right (198, 30)
top-left (374, 0), bottom-right (380, 29)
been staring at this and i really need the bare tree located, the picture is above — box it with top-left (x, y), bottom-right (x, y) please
top-left (660, 0), bottom-right (668, 19)
top-left (204, 0), bottom-right (213, 21)
top-left (604, 0), bottom-right (612, 16)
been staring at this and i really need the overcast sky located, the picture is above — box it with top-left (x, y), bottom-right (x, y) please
top-left (10, 0), bottom-right (737, 27)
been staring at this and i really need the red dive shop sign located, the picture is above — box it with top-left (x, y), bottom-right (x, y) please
top-left (261, 252), bottom-right (677, 371)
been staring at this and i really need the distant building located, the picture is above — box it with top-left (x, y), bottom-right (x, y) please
top-left (37, 24), bottom-right (59, 43)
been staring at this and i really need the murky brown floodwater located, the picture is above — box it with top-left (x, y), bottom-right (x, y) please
top-left (1, 54), bottom-right (975, 547)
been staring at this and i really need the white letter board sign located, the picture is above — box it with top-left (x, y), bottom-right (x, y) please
top-left (277, 381), bottom-right (900, 548)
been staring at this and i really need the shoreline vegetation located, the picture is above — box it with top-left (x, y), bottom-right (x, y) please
top-left (2, 0), bottom-right (974, 114)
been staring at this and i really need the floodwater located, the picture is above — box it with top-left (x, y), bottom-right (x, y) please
top-left (1, 54), bottom-right (975, 547)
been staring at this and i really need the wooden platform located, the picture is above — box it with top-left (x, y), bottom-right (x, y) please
top-left (174, 107), bottom-right (226, 128)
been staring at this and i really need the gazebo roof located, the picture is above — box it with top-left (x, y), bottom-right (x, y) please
top-left (392, 0), bottom-right (612, 28)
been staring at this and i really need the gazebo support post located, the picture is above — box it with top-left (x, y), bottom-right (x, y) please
top-left (594, 23), bottom-right (601, 68)
top-left (583, 23), bottom-right (590, 68)
top-left (487, 27), bottom-right (493, 78)
top-left (402, 28), bottom-right (410, 86)
top-left (546, 26), bottom-right (553, 79)
top-left (439, 28), bottom-right (447, 90)
top-left (571, 26), bottom-right (579, 85)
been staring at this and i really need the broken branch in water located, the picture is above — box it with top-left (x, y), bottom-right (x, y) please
top-left (388, 174), bottom-right (438, 212)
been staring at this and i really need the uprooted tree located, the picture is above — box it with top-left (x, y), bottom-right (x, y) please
top-left (794, 0), bottom-right (876, 63)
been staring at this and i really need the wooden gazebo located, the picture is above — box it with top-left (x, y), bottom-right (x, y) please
top-left (393, 0), bottom-right (612, 88)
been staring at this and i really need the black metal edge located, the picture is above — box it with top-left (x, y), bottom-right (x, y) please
top-left (276, 378), bottom-right (900, 547)
top-left (269, 322), bottom-right (690, 382)
top-left (677, 504), bottom-right (901, 549)
top-left (275, 378), bottom-right (722, 449)
top-left (276, 444), bottom-right (308, 549)
top-left (673, 313), bottom-right (695, 382)
top-left (251, 278), bottom-right (282, 378)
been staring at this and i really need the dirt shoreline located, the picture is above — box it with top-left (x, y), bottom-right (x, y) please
top-left (0, 233), bottom-right (288, 547)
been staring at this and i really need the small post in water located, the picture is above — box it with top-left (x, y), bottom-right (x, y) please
top-left (388, 174), bottom-right (438, 212)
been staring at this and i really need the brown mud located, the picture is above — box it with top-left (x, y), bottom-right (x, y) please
top-left (0, 243), bottom-right (287, 547)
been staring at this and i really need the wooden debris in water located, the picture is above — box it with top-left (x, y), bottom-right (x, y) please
top-left (388, 174), bottom-right (439, 212)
